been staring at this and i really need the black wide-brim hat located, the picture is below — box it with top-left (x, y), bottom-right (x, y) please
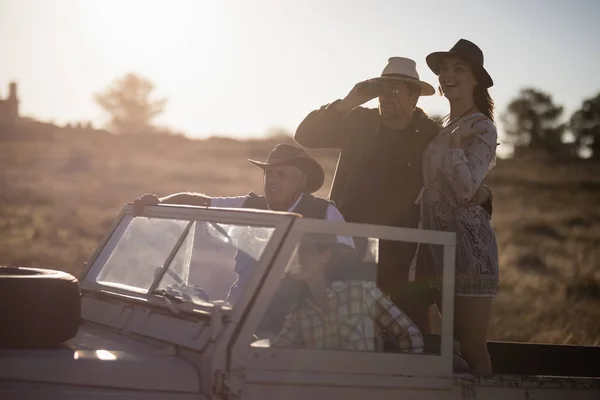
top-left (248, 143), bottom-right (325, 193)
top-left (426, 39), bottom-right (493, 89)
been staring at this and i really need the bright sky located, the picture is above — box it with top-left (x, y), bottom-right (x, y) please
top-left (1, 0), bottom-right (599, 155)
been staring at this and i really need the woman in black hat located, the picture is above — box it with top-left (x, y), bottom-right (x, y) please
top-left (420, 39), bottom-right (499, 375)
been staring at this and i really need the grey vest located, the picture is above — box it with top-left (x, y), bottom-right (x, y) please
top-left (241, 192), bottom-right (332, 218)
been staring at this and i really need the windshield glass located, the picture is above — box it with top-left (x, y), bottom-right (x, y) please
top-left (91, 215), bottom-right (276, 307)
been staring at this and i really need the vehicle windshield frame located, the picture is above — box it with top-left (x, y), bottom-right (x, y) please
top-left (80, 204), bottom-right (298, 311)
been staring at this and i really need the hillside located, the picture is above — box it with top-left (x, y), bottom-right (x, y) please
top-left (1, 126), bottom-right (599, 346)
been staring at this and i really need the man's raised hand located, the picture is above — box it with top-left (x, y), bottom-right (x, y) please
top-left (336, 79), bottom-right (382, 113)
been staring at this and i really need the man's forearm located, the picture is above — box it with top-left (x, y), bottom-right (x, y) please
top-left (159, 192), bottom-right (211, 207)
top-left (294, 101), bottom-right (350, 149)
top-left (334, 97), bottom-right (356, 115)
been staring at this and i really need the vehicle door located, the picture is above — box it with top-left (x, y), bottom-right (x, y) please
top-left (222, 218), bottom-right (460, 400)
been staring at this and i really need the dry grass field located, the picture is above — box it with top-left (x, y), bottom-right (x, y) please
top-left (1, 125), bottom-right (599, 345)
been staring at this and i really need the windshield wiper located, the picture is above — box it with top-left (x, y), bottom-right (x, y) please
top-left (151, 288), bottom-right (184, 303)
top-left (148, 221), bottom-right (195, 293)
top-left (150, 288), bottom-right (187, 316)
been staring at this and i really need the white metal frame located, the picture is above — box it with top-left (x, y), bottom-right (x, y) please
top-left (80, 204), bottom-right (298, 313)
top-left (228, 218), bottom-right (457, 382)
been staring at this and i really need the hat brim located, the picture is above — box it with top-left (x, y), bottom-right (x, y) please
top-left (248, 156), bottom-right (325, 193)
top-left (371, 76), bottom-right (436, 96)
top-left (426, 51), bottom-right (493, 88)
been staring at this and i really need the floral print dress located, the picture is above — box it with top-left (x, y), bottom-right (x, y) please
top-left (420, 112), bottom-right (499, 297)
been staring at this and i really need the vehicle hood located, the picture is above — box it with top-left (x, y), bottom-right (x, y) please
top-left (0, 326), bottom-right (201, 393)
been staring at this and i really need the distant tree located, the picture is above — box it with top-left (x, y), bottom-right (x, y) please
top-left (95, 73), bottom-right (167, 134)
top-left (501, 88), bottom-right (566, 155)
top-left (570, 93), bottom-right (600, 160)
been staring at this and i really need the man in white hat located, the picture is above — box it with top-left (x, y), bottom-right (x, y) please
top-left (294, 57), bottom-right (493, 336)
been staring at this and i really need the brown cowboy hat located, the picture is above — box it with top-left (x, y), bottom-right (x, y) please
top-left (426, 39), bottom-right (494, 89)
top-left (248, 144), bottom-right (325, 193)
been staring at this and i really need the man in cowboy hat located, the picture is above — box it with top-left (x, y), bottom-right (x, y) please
top-left (131, 143), bottom-right (353, 331)
top-left (132, 143), bottom-right (342, 217)
top-left (294, 56), bottom-right (493, 334)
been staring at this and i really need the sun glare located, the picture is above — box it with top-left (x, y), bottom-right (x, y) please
top-left (96, 350), bottom-right (118, 361)
top-left (80, 0), bottom-right (224, 59)
top-left (74, 0), bottom-right (249, 134)
top-left (73, 350), bottom-right (118, 361)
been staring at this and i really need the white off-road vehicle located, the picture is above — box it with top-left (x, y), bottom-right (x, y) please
top-left (1, 204), bottom-right (599, 399)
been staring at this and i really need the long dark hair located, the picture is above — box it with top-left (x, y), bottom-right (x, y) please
top-left (474, 84), bottom-right (495, 122)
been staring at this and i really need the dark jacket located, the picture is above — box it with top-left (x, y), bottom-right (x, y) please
top-left (295, 100), bottom-right (439, 226)
top-left (295, 101), bottom-right (445, 303)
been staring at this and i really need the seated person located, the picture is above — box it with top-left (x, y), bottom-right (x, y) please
top-left (255, 237), bottom-right (373, 340)
top-left (269, 233), bottom-right (424, 353)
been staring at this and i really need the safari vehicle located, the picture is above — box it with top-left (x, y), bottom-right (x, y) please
top-left (1, 204), bottom-right (599, 399)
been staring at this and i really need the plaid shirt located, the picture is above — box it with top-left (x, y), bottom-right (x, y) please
top-left (270, 281), bottom-right (424, 353)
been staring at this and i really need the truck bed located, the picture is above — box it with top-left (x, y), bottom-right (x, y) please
top-left (421, 334), bottom-right (600, 378)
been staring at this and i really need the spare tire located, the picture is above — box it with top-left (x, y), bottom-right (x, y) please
top-left (0, 266), bottom-right (81, 348)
